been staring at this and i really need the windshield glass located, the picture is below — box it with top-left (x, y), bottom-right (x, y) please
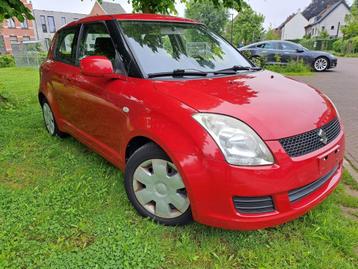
top-left (118, 20), bottom-right (252, 75)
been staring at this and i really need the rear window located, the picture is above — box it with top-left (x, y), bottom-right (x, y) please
top-left (54, 27), bottom-right (79, 65)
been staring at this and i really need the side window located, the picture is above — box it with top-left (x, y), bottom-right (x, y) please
top-left (258, 42), bottom-right (278, 50)
top-left (78, 23), bottom-right (116, 61)
top-left (54, 27), bottom-right (78, 65)
top-left (280, 42), bottom-right (298, 51)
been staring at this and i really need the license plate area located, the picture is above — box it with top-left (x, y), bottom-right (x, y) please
top-left (318, 145), bottom-right (340, 174)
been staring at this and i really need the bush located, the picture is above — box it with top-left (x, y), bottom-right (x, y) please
top-left (266, 59), bottom-right (311, 75)
top-left (333, 39), bottom-right (343, 53)
top-left (0, 55), bottom-right (15, 68)
top-left (332, 37), bottom-right (358, 55)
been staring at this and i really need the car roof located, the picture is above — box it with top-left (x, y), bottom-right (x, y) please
top-left (66, 13), bottom-right (200, 28)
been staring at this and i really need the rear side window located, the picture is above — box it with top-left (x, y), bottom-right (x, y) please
top-left (54, 27), bottom-right (79, 65)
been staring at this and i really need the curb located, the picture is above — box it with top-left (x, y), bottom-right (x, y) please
top-left (344, 158), bottom-right (358, 183)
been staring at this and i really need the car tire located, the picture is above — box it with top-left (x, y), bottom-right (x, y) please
top-left (124, 143), bottom-right (192, 226)
top-left (313, 57), bottom-right (329, 72)
top-left (41, 99), bottom-right (66, 137)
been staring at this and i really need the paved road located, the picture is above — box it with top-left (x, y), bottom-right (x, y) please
top-left (293, 57), bottom-right (358, 168)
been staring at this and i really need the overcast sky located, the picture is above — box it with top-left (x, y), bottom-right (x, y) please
top-left (31, 0), bottom-right (353, 29)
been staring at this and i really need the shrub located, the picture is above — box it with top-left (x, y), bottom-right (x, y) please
top-left (266, 59), bottom-right (311, 74)
top-left (333, 37), bottom-right (358, 55)
top-left (333, 39), bottom-right (343, 53)
top-left (0, 55), bottom-right (15, 68)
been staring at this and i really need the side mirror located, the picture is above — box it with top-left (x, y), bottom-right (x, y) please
top-left (80, 56), bottom-right (114, 77)
top-left (296, 48), bottom-right (304, 53)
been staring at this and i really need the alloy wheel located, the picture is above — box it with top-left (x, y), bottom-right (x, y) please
top-left (314, 57), bottom-right (328, 71)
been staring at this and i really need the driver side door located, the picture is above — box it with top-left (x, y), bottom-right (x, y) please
top-left (69, 22), bottom-right (128, 163)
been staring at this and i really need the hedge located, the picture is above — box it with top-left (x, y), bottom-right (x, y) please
top-left (0, 55), bottom-right (15, 68)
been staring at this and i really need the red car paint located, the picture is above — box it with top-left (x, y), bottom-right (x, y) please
top-left (39, 14), bottom-right (344, 230)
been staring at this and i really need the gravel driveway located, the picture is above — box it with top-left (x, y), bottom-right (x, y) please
top-left (293, 57), bottom-right (358, 168)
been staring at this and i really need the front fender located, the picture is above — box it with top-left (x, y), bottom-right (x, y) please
top-left (121, 93), bottom-right (225, 219)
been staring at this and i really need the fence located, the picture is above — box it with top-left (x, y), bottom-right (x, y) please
top-left (297, 38), bottom-right (338, 51)
top-left (11, 41), bottom-right (47, 67)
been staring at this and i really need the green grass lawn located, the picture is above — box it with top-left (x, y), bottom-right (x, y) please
top-left (0, 67), bottom-right (357, 269)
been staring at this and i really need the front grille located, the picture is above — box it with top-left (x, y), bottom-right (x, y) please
top-left (233, 196), bottom-right (275, 214)
top-left (289, 165), bottom-right (339, 203)
top-left (280, 118), bottom-right (340, 157)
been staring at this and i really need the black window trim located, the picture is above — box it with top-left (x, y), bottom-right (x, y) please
top-left (53, 25), bottom-right (80, 66)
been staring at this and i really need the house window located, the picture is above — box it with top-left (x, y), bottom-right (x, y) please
top-left (23, 36), bottom-right (31, 42)
top-left (9, 36), bottom-right (18, 44)
top-left (47, 16), bottom-right (56, 33)
top-left (40, 15), bottom-right (47, 33)
top-left (45, 38), bottom-right (51, 50)
top-left (321, 26), bottom-right (325, 31)
top-left (7, 19), bottom-right (16, 28)
top-left (331, 25), bottom-right (335, 30)
top-left (61, 17), bottom-right (67, 26)
top-left (20, 19), bottom-right (28, 29)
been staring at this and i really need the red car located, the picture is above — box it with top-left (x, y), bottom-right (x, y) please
top-left (39, 14), bottom-right (345, 230)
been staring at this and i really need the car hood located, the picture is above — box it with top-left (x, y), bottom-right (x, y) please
top-left (153, 70), bottom-right (337, 140)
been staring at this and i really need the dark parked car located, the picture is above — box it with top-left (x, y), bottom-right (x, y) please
top-left (239, 40), bottom-right (337, 72)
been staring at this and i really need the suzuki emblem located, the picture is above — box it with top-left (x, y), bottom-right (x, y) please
top-left (318, 129), bottom-right (328, 144)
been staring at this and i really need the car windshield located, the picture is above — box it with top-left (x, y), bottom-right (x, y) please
top-left (118, 20), bottom-right (252, 76)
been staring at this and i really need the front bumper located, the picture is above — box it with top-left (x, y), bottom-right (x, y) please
top-left (176, 130), bottom-right (345, 230)
top-left (330, 58), bottom-right (338, 68)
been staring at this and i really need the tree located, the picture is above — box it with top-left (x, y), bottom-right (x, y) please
top-left (2, 0), bottom-right (242, 20)
top-left (131, 0), bottom-right (242, 14)
top-left (185, 0), bottom-right (229, 34)
top-left (265, 25), bottom-right (280, 40)
top-left (0, 0), bottom-right (33, 22)
top-left (226, 2), bottom-right (264, 45)
top-left (342, 0), bottom-right (358, 39)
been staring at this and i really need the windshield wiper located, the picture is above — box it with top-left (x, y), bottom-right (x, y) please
top-left (148, 69), bottom-right (208, 78)
top-left (213, 65), bottom-right (262, 75)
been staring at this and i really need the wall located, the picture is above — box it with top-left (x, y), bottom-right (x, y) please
top-left (32, 10), bottom-right (87, 50)
top-left (281, 13), bottom-right (308, 40)
top-left (310, 3), bottom-right (350, 38)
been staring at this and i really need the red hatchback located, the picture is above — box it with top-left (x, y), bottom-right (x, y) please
top-left (39, 14), bottom-right (345, 230)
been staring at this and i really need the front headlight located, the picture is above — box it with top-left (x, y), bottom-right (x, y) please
top-left (193, 113), bottom-right (274, 166)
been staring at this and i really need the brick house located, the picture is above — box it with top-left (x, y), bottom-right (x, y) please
top-left (0, 0), bottom-right (36, 54)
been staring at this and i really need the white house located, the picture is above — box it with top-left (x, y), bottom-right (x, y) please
top-left (277, 0), bottom-right (351, 40)
top-left (279, 12), bottom-right (308, 40)
top-left (305, 0), bottom-right (351, 38)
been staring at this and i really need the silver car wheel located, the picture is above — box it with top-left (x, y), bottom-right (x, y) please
top-left (42, 103), bottom-right (55, 135)
top-left (314, 57), bottom-right (328, 71)
top-left (133, 159), bottom-right (190, 219)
